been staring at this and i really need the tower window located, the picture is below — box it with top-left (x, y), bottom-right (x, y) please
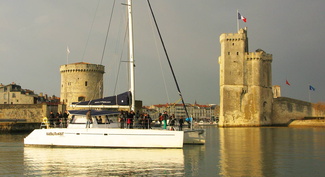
top-left (237, 52), bottom-right (239, 55)
top-left (85, 81), bottom-right (88, 86)
top-left (232, 43), bottom-right (235, 46)
top-left (228, 52), bottom-right (230, 55)
top-left (78, 96), bottom-right (85, 102)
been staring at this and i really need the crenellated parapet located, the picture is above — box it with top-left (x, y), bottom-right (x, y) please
top-left (220, 28), bottom-right (247, 42)
top-left (60, 62), bottom-right (105, 74)
top-left (246, 49), bottom-right (272, 61)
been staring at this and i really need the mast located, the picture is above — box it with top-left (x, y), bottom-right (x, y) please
top-left (127, 0), bottom-right (135, 111)
top-left (146, 0), bottom-right (190, 119)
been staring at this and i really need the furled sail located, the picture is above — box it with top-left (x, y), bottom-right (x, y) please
top-left (71, 91), bottom-right (131, 108)
top-left (68, 110), bottom-right (119, 116)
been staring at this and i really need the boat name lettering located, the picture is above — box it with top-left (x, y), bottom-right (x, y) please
top-left (94, 101), bottom-right (111, 104)
top-left (46, 132), bottom-right (64, 136)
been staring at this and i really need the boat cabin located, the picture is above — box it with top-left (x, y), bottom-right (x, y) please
top-left (68, 110), bottom-right (119, 129)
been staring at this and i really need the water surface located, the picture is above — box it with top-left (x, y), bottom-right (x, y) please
top-left (1, 127), bottom-right (324, 176)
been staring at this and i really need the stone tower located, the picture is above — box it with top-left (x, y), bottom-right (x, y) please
top-left (218, 28), bottom-right (273, 126)
top-left (60, 62), bottom-right (105, 110)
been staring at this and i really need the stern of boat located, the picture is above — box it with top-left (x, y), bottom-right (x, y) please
top-left (183, 129), bottom-right (205, 145)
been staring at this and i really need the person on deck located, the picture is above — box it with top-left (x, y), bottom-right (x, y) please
top-left (97, 116), bottom-right (102, 124)
top-left (162, 111), bottom-right (168, 129)
top-left (179, 117), bottom-right (184, 131)
top-left (119, 111), bottom-right (126, 129)
top-left (158, 113), bottom-right (163, 126)
top-left (49, 111), bottom-right (55, 128)
top-left (63, 110), bottom-right (69, 128)
top-left (127, 110), bottom-right (135, 129)
top-left (86, 110), bottom-right (92, 128)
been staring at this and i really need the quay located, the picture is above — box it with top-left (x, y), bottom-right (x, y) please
top-left (0, 122), bottom-right (40, 133)
top-left (289, 117), bottom-right (325, 127)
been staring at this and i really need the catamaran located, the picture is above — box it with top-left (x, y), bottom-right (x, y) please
top-left (24, 0), bottom-right (205, 148)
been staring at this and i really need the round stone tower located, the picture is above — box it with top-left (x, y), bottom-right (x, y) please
top-left (60, 62), bottom-right (105, 110)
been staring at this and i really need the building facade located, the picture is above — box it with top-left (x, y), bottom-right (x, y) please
top-left (60, 62), bottom-right (105, 110)
top-left (148, 103), bottom-right (218, 121)
top-left (218, 28), bottom-right (273, 126)
top-left (0, 83), bottom-right (37, 104)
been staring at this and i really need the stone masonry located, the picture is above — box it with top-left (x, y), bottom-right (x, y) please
top-left (218, 28), bottom-right (273, 126)
top-left (60, 62), bottom-right (105, 110)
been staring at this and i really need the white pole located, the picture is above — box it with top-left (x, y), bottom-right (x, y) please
top-left (308, 85), bottom-right (311, 102)
top-left (237, 9), bottom-right (239, 32)
top-left (127, 0), bottom-right (135, 111)
top-left (66, 46), bottom-right (70, 64)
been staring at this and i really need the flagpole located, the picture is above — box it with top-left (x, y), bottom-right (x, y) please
top-left (66, 46), bottom-right (70, 64)
top-left (309, 88), bottom-right (311, 102)
top-left (66, 50), bottom-right (68, 64)
top-left (237, 9), bottom-right (239, 32)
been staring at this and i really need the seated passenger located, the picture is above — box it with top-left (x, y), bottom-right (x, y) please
top-left (97, 116), bottom-right (102, 124)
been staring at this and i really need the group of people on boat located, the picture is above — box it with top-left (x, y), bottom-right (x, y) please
top-left (49, 109), bottom-right (192, 130)
top-left (118, 110), bottom-right (153, 129)
top-left (158, 111), bottom-right (189, 130)
top-left (48, 110), bottom-right (69, 128)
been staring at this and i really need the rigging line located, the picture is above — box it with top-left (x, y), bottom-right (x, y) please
top-left (113, 25), bottom-right (128, 96)
top-left (106, 3), bottom-right (127, 96)
top-left (100, 0), bottom-right (117, 65)
top-left (87, 76), bottom-right (104, 105)
top-left (82, 0), bottom-right (101, 62)
top-left (147, 0), bottom-right (190, 119)
top-left (146, 1), bottom-right (170, 104)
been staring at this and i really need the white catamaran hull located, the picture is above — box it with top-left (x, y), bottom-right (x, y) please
top-left (183, 129), bottom-right (205, 145)
top-left (24, 128), bottom-right (184, 148)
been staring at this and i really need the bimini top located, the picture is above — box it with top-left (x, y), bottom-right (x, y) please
top-left (71, 91), bottom-right (131, 108)
top-left (68, 110), bottom-right (119, 116)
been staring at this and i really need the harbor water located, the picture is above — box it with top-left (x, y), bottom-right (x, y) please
top-left (1, 126), bottom-right (325, 176)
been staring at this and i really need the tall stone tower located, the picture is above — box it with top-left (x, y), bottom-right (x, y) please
top-left (218, 28), bottom-right (273, 126)
top-left (60, 62), bottom-right (105, 110)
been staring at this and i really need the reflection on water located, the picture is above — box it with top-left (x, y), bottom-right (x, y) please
top-left (24, 148), bottom-right (184, 176)
top-left (1, 127), bottom-right (325, 176)
top-left (218, 127), bottom-right (325, 177)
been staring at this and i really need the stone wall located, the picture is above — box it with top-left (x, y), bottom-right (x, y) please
top-left (218, 28), bottom-right (273, 127)
top-left (0, 104), bottom-right (61, 123)
top-left (0, 122), bottom-right (40, 132)
top-left (272, 97), bottom-right (325, 125)
top-left (60, 62), bottom-right (104, 110)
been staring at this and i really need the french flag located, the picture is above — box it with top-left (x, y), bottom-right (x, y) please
top-left (238, 12), bottom-right (247, 22)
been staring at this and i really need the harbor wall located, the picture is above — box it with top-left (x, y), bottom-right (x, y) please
top-left (0, 104), bottom-right (44, 122)
top-left (272, 97), bottom-right (325, 125)
top-left (0, 104), bottom-right (66, 132)
top-left (0, 122), bottom-right (40, 133)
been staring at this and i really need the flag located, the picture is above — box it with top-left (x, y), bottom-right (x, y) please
top-left (67, 46), bottom-right (70, 54)
top-left (286, 80), bottom-right (290, 86)
top-left (238, 12), bottom-right (247, 22)
top-left (309, 85), bottom-right (315, 91)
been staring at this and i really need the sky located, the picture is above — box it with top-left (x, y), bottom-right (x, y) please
top-left (0, 0), bottom-right (324, 106)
